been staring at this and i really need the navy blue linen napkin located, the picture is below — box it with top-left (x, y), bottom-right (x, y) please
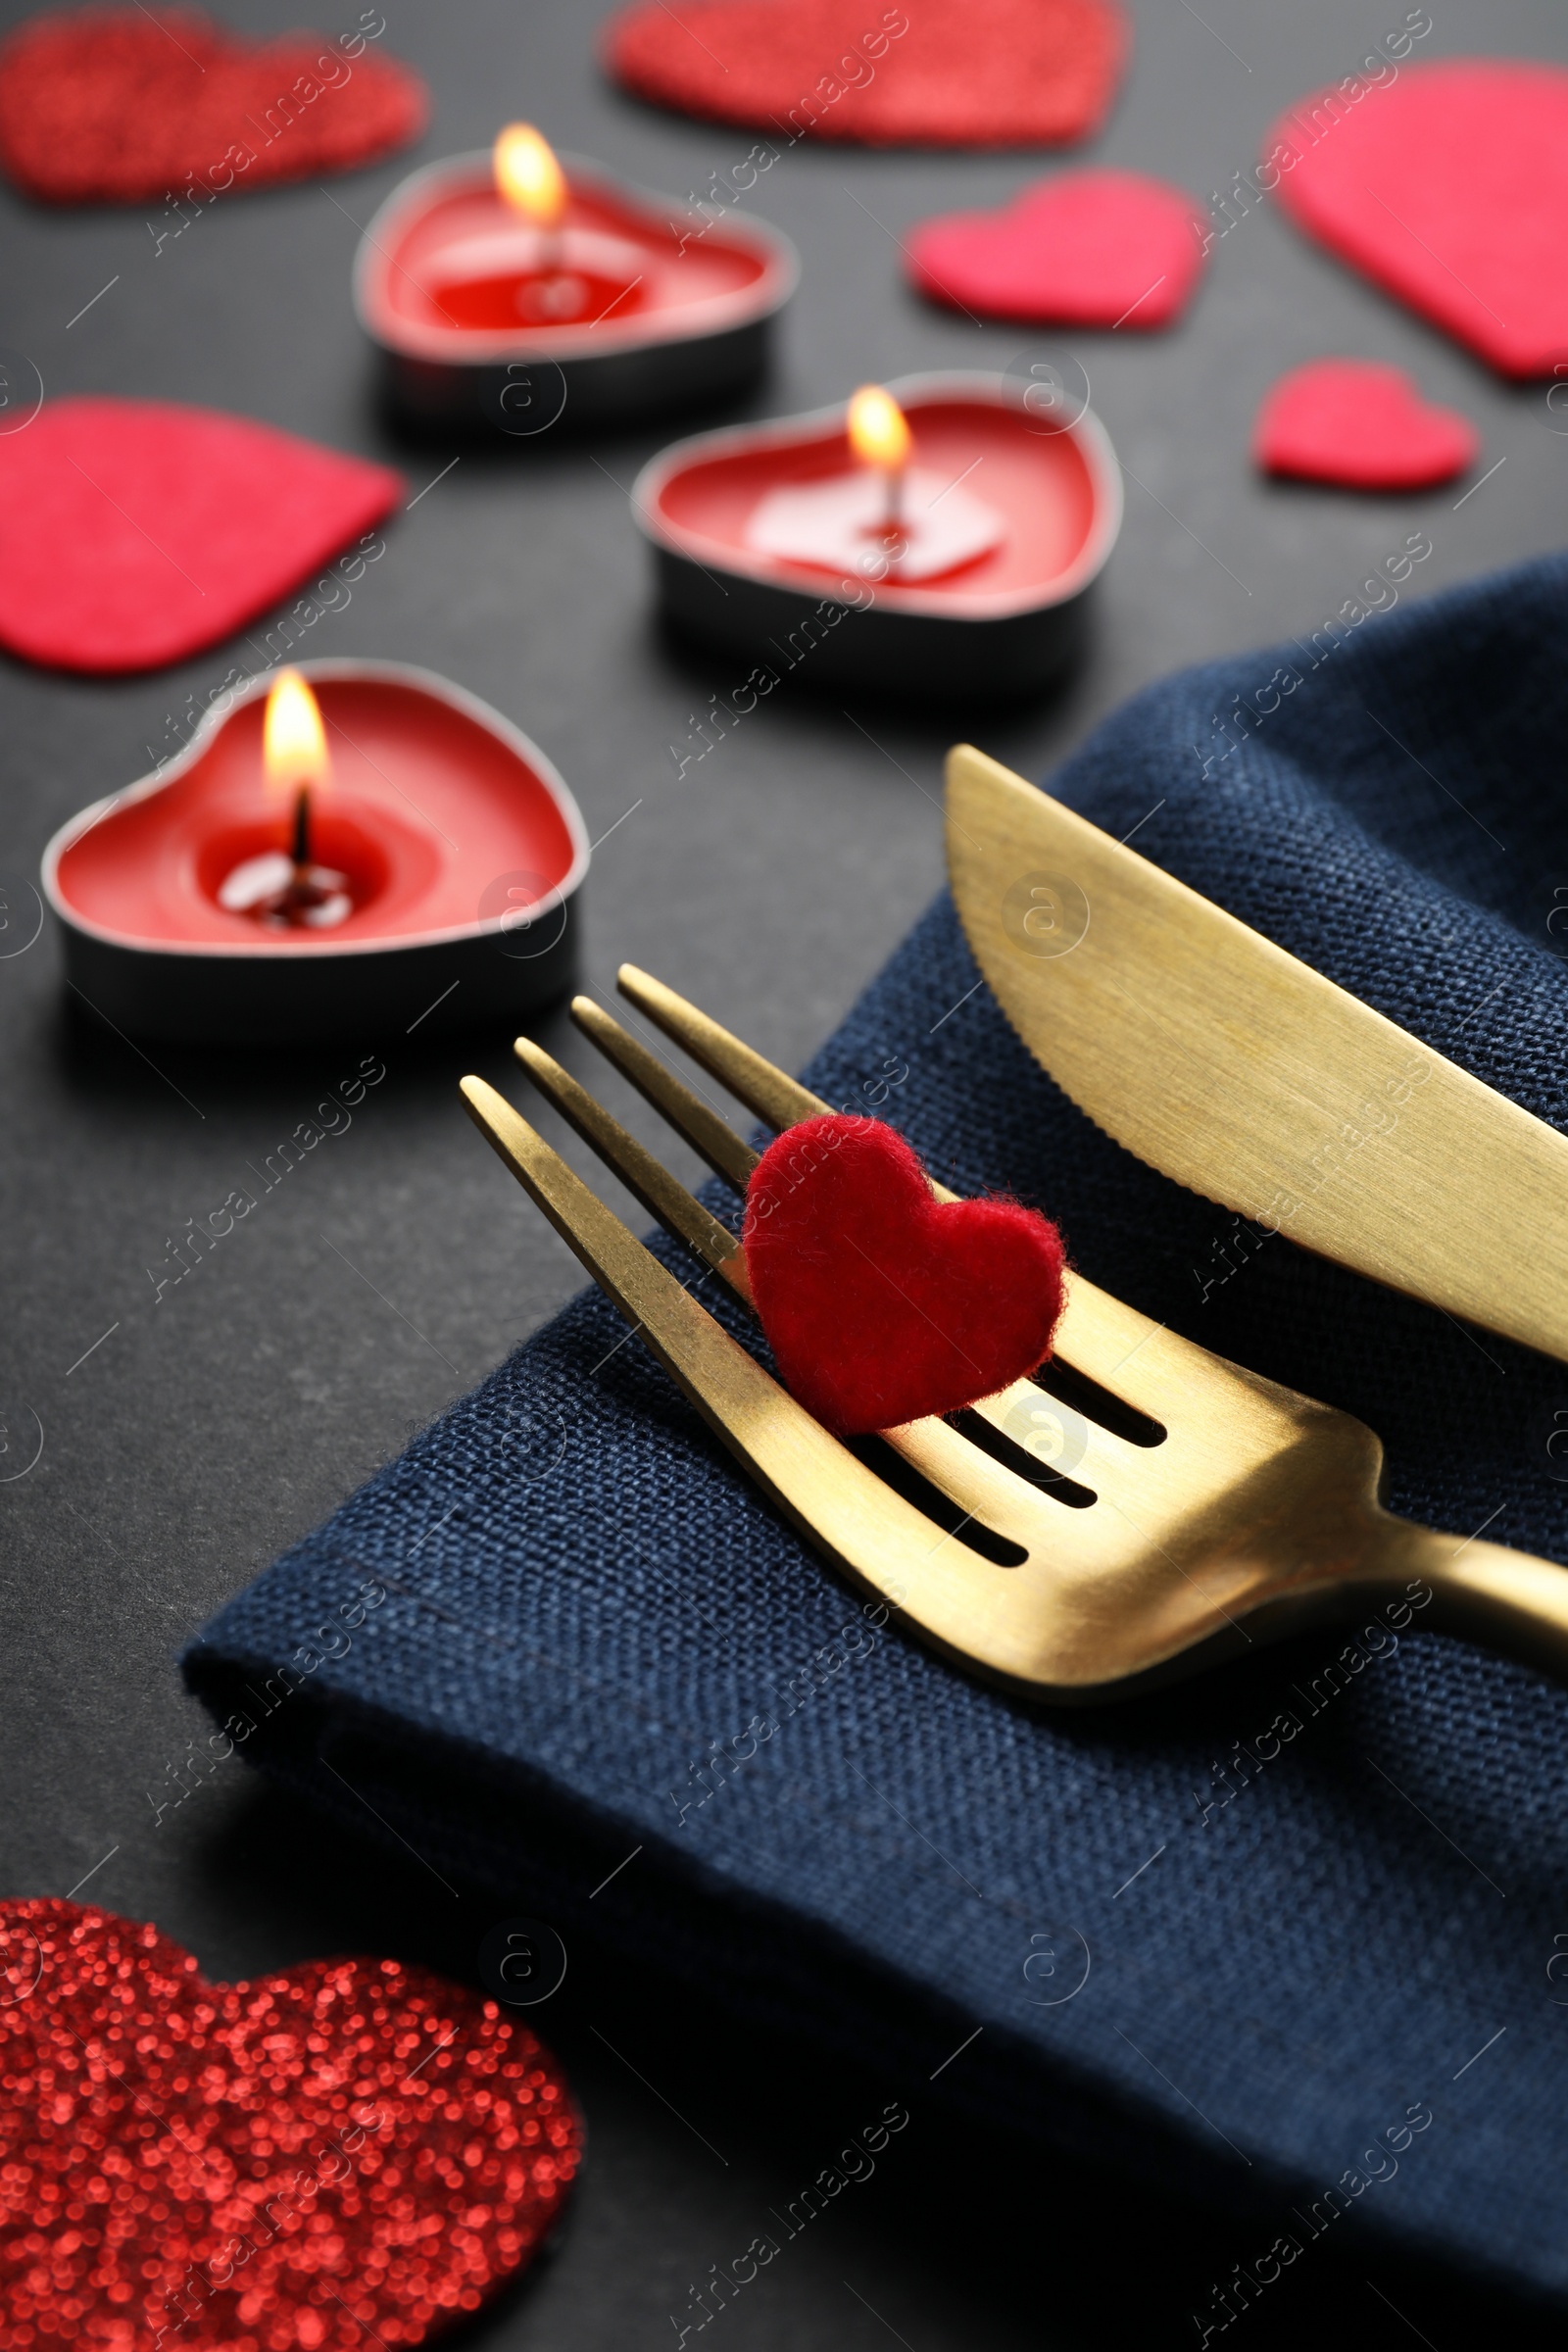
top-left (186, 553), bottom-right (1568, 2305)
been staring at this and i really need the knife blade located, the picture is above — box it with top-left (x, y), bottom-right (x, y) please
top-left (945, 741), bottom-right (1568, 1365)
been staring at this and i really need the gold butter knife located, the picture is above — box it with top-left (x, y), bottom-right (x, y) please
top-left (946, 742), bottom-right (1568, 1365)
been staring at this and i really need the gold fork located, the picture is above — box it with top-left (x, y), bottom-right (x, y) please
top-left (460, 965), bottom-right (1568, 1702)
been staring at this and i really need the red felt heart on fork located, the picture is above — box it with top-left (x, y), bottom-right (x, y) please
top-left (1254, 359), bottom-right (1478, 489)
top-left (906, 169), bottom-right (1206, 326)
top-left (0, 398), bottom-right (402, 673)
top-left (602, 0), bottom-right (1128, 149)
top-left (0, 5), bottom-right (426, 205)
top-left (0, 1900), bottom-right (581, 2350)
top-left (744, 1115), bottom-right (1066, 1435)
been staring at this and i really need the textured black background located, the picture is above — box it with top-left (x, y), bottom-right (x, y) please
top-left (3, 0), bottom-right (1567, 2344)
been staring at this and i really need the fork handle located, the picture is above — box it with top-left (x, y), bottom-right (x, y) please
top-left (1367, 1513), bottom-right (1568, 1684)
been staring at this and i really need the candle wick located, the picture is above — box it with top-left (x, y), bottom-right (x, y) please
top-left (880, 466), bottom-right (909, 576)
top-left (291, 783), bottom-right (312, 871)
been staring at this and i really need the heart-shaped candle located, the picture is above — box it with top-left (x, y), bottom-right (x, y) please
top-left (1254, 359), bottom-right (1478, 489)
top-left (634, 372), bottom-right (1122, 699)
top-left (0, 1899), bottom-right (581, 2349)
top-left (0, 398), bottom-right (401, 675)
top-left (744, 1115), bottom-right (1066, 1434)
top-left (602, 0), bottom-right (1129, 148)
top-left (907, 170), bottom-right (1206, 327)
top-left (1266, 61), bottom-right (1568, 378)
top-left (43, 662), bottom-right (589, 1044)
top-left (356, 133), bottom-right (797, 430)
top-left (0, 5), bottom-right (425, 204)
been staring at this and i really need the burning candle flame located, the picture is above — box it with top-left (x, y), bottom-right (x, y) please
top-left (263, 668), bottom-right (329, 798)
top-left (847, 384), bottom-right (912, 473)
top-left (494, 122), bottom-right (567, 226)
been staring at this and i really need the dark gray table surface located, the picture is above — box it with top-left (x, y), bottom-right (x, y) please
top-left (3, 1), bottom-right (1566, 2344)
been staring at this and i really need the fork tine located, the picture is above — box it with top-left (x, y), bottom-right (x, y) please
top-left (513, 1037), bottom-right (751, 1300)
top-left (459, 1074), bottom-right (963, 1613)
top-left (568, 996), bottom-right (759, 1190)
top-left (462, 1075), bottom-right (742, 1357)
top-left (617, 963), bottom-right (831, 1134)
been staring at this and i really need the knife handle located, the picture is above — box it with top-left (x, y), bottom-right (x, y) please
top-left (1375, 1515), bottom-right (1568, 1687)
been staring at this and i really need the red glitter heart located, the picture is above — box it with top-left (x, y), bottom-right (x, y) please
top-left (0, 1900), bottom-right (581, 2350)
top-left (1265, 61), bottom-right (1568, 379)
top-left (0, 5), bottom-right (425, 206)
top-left (743, 1115), bottom-right (1066, 1435)
top-left (1254, 359), bottom-right (1478, 490)
top-left (0, 398), bottom-right (402, 674)
top-left (602, 0), bottom-right (1128, 150)
top-left (907, 169), bottom-right (1205, 326)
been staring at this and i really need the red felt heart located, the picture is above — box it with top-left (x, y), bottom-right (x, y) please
top-left (743, 1115), bottom-right (1066, 1435)
top-left (602, 0), bottom-right (1128, 150)
top-left (907, 169), bottom-right (1204, 327)
top-left (0, 1900), bottom-right (581, 2350)
top-left (1265, 61), bottom-right (1568, 379)
top-left (1254, 359), bottom-right (1478, 490)
top-left (0, 6), bottom-right (425, 205)
top-left (0, 399), bottom-right (402, 674)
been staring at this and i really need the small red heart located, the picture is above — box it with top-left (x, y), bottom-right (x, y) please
top-left (743, 1115), bottom-right (1066, 1435)
top-left (907, 169), bottom-right (1204, 327)
top-left (0, 6), bottom-right (425, 205)
top-left (1253, 359), bottom-right (1478, 490)
top-left (0, 399), bottom-right (402, 673)
top-left (1265, 62), bottom-right (1568, 379)
top-left (602, 0), bottom-right (1128, 150)
top-left (0, 1900), bottom-right (581, 2350)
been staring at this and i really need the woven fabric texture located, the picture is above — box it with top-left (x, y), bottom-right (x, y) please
top-left (186, 553), bottom-right (1568, 2301)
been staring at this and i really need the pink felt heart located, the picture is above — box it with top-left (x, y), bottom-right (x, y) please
top-left (743, 1114), bottom-right (1066, 1436)
top-left (602, 0), bottom-right (1128, 150)
top-left (1265, 61), bottom-right (1568, 379)
top-left (0, 399), bottom-right (402, 673)
top-left (907, 169), bottom-right (1205, 327)
top-left (1253, 360), bottom-right (1478, 490)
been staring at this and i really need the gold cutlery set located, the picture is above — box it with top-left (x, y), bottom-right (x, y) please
top-left (463, 747), bottom-right (1568, 1702)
